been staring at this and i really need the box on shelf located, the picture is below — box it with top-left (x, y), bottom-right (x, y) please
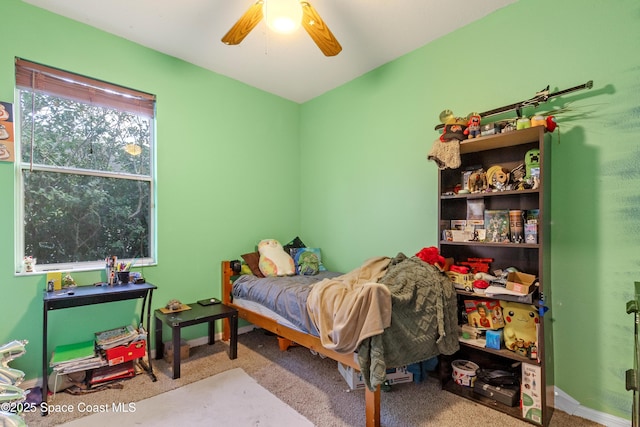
top-left (105, 339), bottom-right (146, 366)
top-left (524, 223), bottom-right (538, 244)
top-left (464, 299), bottom-right (505, 330)
top-left (521, 363), bottom-right (543, 424)
top-left (485, 329), bottom-right (503, 350)
top-left (163, 339), bottom-right (189, 364)
top-left (451, 229), bottom-right (474, 242)
top-left (505, 272), bottom-right (537, 295)
top-left (450, 220), bottom-right (467, 230)
top-left (474, 377), bottom-right (519, 406)
top-left (338, 362), bottom-right (412, 390)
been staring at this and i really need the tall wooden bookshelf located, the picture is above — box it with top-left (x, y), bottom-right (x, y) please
top-left (437, 126), bottom-right (553, 426)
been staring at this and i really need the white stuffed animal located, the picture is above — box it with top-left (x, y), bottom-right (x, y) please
top-left (258, 239), bottom-right (295, 277)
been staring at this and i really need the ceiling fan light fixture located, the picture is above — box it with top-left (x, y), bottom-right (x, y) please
top-left (263, 0), bottom-right (302, 34)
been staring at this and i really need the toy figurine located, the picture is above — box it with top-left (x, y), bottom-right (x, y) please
top-left (468, 170), bottom-right (487, 193)
top-left (463, 113), bottom-right (482, 139)
top-left (22, 256), bottom-right (35, 273)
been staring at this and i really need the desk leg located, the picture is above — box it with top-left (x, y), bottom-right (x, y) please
top-left (154, 313), bottom-right (163, 360)
top-left (172, 327), bottom-right (181, 379)
top-left (41, 305), bottom-right (49, 415)
top-left (145, 290), bottom-right (156, 381)
top-left (208, 320), bottom-right (215, 345)
top-left (230, 313), bottom-right (238, 360)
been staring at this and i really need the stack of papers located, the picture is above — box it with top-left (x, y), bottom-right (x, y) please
top-left (50, 340), bottom-right (106, 374)
top-left (95, 325), bottom-right (141, 350)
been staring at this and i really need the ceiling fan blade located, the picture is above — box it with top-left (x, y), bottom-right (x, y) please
top-left (221, 1), bottom-right (264, 45)
top-left (300, 2), bottom-right (342, 56)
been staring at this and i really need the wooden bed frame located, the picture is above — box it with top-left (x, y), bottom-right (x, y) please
top-left (220, 260), bottom-right (381, 427)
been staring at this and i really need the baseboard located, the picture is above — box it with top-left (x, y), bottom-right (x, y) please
top-left (152, 324), bottom-right (255, 358)
top-left (555, 386), bottom-right (631, 427)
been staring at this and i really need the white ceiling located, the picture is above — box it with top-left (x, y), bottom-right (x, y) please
top-left (23, 0), bottom-right (516, 103)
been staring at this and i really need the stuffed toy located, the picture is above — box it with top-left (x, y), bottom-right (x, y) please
top-left (439, 114), bottom-right (468, 143)
top-left (486, 165), bottom-right (510, 191)
top-left (463, 113), bottom-right (481, 139)
top-left (258, 239), bottom-right (295, 277)
top-left (416, 246), bottom-right (446, 270)
top-left (468, 169), bottom-right (487, 193)
top-left (501, 301), bottom-right (539, 357)
top-left (524, 148), bottom-right (540, 183)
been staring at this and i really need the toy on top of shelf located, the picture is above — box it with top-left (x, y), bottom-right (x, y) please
top-left (463, 113), bottom-right (482, 139)
top-left (439, 113), bottom-right (468, 142)
top-left (427, 110), bottom-right (468, 169)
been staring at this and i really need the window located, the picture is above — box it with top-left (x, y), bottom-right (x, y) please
top-left (15, 58), bottom-right (156, 273)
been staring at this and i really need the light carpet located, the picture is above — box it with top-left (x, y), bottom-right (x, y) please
top-left (59, 368), bottom-right (313, 427)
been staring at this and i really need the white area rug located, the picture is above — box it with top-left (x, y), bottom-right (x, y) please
top-left (61, 368), bottom-right (313, 427)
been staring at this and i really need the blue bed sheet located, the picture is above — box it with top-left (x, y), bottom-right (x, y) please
top-left (232, 271), bottom-right (341, 336)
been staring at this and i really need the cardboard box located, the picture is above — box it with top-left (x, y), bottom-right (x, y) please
top-left (338, 362), bottom-right (412, 390)
top-left (105, 340), bottom-right (146, 366)
top-left (505, 272), bottom-right (537, 295)
top-left (464, 299), bottom-right (505, 330)
top-left (163, 339), bottom-right (189, 364)
top-left (521, 363), bottom-right (543, 424)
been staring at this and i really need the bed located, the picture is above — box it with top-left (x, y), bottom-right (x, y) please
top-left (221, 252), bottom-right (460, 427)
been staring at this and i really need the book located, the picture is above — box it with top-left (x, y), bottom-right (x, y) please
top-left (50, 340), bottom-right (96, 366)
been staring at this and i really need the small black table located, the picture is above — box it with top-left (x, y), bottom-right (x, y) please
top-left (154, 303), bottom-right (238, 379)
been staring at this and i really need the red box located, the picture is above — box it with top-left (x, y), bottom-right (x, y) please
top-left (105, 340), bottom-right (146, 366)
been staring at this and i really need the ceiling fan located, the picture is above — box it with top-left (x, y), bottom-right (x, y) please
top-left (221, 0), bottom-right (342, 57)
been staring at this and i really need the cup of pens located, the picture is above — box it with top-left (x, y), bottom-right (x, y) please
top-left (117, 271), bottom-right (130, 284)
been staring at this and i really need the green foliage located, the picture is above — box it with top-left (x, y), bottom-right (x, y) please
top-left (19, 92), bottom-right (151, 265)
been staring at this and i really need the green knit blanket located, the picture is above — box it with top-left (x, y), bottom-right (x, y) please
top-left (357, 253), bottom-right (460, 391)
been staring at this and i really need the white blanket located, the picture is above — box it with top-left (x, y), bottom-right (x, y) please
top-left (306, 256), bottom-right (392, 353)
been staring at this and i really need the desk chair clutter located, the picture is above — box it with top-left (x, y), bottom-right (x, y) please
top-left (0, 340), bottom-right (29, 427)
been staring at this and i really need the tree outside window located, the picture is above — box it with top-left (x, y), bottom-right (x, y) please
top-left (15, 59), bottom-right (156, 272)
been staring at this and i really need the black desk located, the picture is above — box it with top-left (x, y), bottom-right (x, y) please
top-left (42, 283), bottom-right (157, 412)
top-left (154, 303), bottom-right (238, 379)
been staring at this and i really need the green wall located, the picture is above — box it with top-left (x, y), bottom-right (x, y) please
top-left (300, 0), bottom-right (639, 421)
top-left (1, 0), bottom-right (301, 384)
top-left (2, 0), bottom-right (639, 423)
